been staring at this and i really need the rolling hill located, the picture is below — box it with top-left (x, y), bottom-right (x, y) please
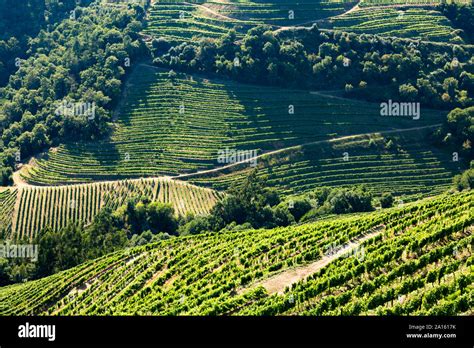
top-left (20, 64), bottom-right (448, 186)
top-left (186, 130), bottom-right (461, 200)
top-left (0, 178), bottom-right (222, 240)
top-left (0, 189), bottom-right (471, 315)
top-left (0, 0), bottom-right (472, 325)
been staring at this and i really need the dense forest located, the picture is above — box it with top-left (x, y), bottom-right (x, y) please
top-left (0, 0), bottom-right (96, 86)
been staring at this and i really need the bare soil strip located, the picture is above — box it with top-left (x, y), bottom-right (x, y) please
top-left (245, 225), bottom-right (386, 295)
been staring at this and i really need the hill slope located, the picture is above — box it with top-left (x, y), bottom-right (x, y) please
top-left (0, 190), bottom-right (471, 315)
top-left (21, 64), bottom-right (447, 185)
top-left (1, 178), bottom-right (222, 240)
top-left (325, 7), bottom-right (464, 43)
top-left (186, 130), bottom-right (461, 200)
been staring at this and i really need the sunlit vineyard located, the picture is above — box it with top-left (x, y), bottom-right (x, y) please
top-left (145, 0), bottom-right (354, 43)
top-left (327, 8), bottom-right (464, 43)
top-left (144, 0), bottom-right (471, 44)
top-left (22, 64), bottom-right (446, 185)
top-left (144, 2), bottom-right (252, 42)
top-left (4, 178), bottom-right (222, 240)
top-left (200, 0), bottom-right (354, 25)
top-left (0, 190), bottom-right (471, 315)
top-left (187, 131), bottom-right (460, 200)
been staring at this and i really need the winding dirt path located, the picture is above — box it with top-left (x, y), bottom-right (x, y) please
top-left (10, 124), bottom-right (441, 188)
top-left (185, 1), bottom-right (246, 23)
top-left (175, 124), bottom-right (441, 180)
top-left (12, 166), bottom-right (31, 188)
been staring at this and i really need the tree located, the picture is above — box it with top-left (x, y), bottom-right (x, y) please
top-left (380, 193), bottom-right (394, 208)
top-left (147, 202), bottom-right (178, 234)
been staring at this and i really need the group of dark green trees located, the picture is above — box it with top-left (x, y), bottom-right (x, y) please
top-left (0, 2), bottom-right (149, 184)
top-left (153, 20), bottom-right (473, 110)
top-left (0, 0), bottom-right (97, 86)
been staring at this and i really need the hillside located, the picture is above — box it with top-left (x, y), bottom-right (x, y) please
top-left (359, 0), bottom-right (471, 6)
top-left (20, 64), bottom-right (447, 186)
top-left (325, 7), bottom-right (465, 43)
top-left (142, 0), bottom-right (471, 44)
top-left (186, 130), bottom-right (460, 200)
top-left (0, 178), bottom-right (222, 240)
top-left (143, 0), bottom-right (354, 44)
top-left (0, 190), bottom-right (471, 315)
top-left (0, 0), bottom-right (473, 335)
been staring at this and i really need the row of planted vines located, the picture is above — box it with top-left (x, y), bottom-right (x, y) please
top-left (0, 190), bottom-right (471, 315)
top-left (6, 178), bottom-right (221, 240)
top-left (22, 65), bottom-right (446, 186)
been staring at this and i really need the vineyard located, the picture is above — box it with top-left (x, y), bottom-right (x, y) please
top-left (327, 7), bottom-right (464, 43)
top-left (187, 130), bottom-right (460, 200)
top-left (200, 0), bottom-right (354, 25)
top-left (21, 64), bottom-right (447, 185)
top-left (144, 2), bottom-right (252, 43)
top-left (143, 0), bottom-right (472, 44)
top-left (0, 190), bottom-right (471, 315)
top-left (0, 0), bottom-right (473, 326)
top-left (0, 188), bottom-right (17, 237)
top-left (3, 178), bottom-right (222, 241)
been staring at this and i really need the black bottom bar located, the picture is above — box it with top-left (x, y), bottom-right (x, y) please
top-left (0, 316), bottom-right (472, 347)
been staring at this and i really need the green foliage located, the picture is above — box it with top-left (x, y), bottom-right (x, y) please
top-left (179, 216), bottom-right (211, 236)
top-left (211, 170), bottom-right (280, 229)
top-left (154, 25), bottom-right (473, 109)
top-left (434, 106), bottom-right (473, 161)
top-left (0, 3), bottom-right (148, 182)
top-left (380, 192), bottom-right (394, 209)
top-left (328, 187), bottom-right (374, 214)
top-left (438, 3), bottom-right (474, 43)
top-left (0, 0), bottom-right (95, 86)
top-left (453, 167), bottom-right (474, 191)
top-left (116, 200), bottom-right (179, 236)
top-left (0, 189), bottom-right (471, 315)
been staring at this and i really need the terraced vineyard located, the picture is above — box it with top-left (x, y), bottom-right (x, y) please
top-left (144, 2), bottom-right (252, 42)
top-left (201, 0), bottom-right (354, 25)
top-left (144, 0), bottom-right (471, 44)
top-left (21, 64), bottom-right (446, 185)
top-left (4, 178), bottom-right (222, 240)
top-left (187, 130), bottom-right (460, 201)
top-left (143, 0), bottom-right (360, 43)
top-left (327, 7), bottom-right (464, 43)
top-left (0, 190), bottom-right (471, 315)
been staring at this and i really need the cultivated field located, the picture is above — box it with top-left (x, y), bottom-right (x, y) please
top-left (144, 2), bottom-right (252, 42)
top-left (0, 188), bottom-right (17, 237)
top-left (359, 0), bottom-right (471, 6)
top-left (187, 130), bottom-right (460, 200)
top-left (3, 178), bottom-right (222, 240)
top-left (327, 8), bottom-right (464, 43)
top-left (0, 190), bottom-right (471, 315)
top-left (21, 64), bottom-right (447, 185)
top-left (201, 0), bottom-right (355, 25)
